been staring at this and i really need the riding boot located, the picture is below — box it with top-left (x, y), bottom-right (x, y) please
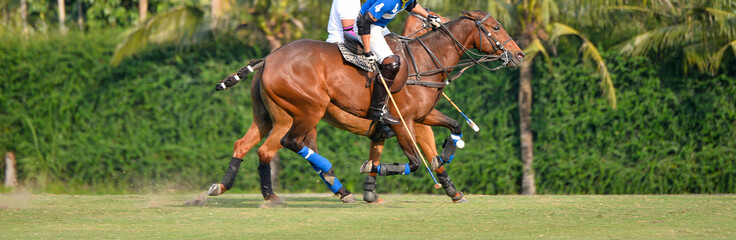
top-left (367, 83), bottom-right (400, 125)
top-left (367, 56), bottom-right (401, 125)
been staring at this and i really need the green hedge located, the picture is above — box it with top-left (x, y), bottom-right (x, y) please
top-left (1, 31), bottom-right (734, 194)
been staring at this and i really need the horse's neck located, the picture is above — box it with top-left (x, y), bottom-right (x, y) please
top-left (404, 19), bottom-right (473, 79)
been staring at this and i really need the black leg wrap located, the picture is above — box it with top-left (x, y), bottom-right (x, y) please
top-left (221, 157), bottom-right (243, 190)
top-left (436, 171), bottom-right (458, 197)
top-left (440, 137), bottom-right (457, 164)
top-left (377, 163), bottom-right (410, 176)
top-left (363, 175), bottom-right (377, 192)
top-left (363, 175), bottom-right (378, 202)
top-left (337, 186), bottom-right (351, 197)
top-left (258, 162), bottom-right (274, 199)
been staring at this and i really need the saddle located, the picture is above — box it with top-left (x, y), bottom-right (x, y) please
top-left (337, 33), bottom-right (374, 72)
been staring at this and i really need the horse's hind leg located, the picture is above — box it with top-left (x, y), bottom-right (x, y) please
top-left (279, 109), bottom-right (355, 203)
top-left (208, 122), bottom-right (269, 196)
top-left (253, 121), bottom-right (294, 204)
top-left (209, 71), bottom-right (272, 196)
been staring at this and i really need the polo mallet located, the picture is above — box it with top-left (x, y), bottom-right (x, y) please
top-left (373, 63), bottom-right (442, 189)
top-left (442, 92), bottom-right (480, 132)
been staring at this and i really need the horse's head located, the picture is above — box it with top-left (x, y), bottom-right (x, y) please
top-left (461, 10), bottom-right (524, 68)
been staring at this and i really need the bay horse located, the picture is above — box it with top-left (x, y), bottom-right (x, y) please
top-left (209, 12), bottom-right (460, 203)
top-left (211, 10), bottom-right (523, 203)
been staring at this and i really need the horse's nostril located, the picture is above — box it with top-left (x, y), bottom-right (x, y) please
top-left (517, 52), bottom-right (525, 60)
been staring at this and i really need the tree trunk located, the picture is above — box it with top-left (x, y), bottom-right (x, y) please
top-left (58, 0), bottom-right (67, 33)
top-left (77, 0), bottom-right (84, 30)
top-left (2, 3), bottom-right (8, 25)
top-left (20, 0), bottom-right (28, 34)
top-left (138, 0), bottom-right (148, 24)
top-left (210, 0), bottom-right (221, 29)
top-left (4, 152), bottom-right (18, 187)
top-left (519, 60), bottom-right (536, 195)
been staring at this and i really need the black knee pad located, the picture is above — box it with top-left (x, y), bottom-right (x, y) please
top-left (380, 55), bottom-right (401, 80)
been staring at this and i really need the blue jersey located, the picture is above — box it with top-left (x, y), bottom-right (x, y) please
top-left (359, 0), bottom-right (415, 27)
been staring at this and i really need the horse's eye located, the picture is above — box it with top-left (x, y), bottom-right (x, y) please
top-left (493, 25), bottom-right (500, 31)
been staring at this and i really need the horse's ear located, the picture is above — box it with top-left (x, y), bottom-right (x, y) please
top-left (461, 10), bottom-right (484, 20)
top-left (461, 11), bottom-right (473, 19)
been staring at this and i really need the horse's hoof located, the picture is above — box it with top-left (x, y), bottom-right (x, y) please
top-left (266, 195), bottom-right (284, 205)
top-left (451, 192), bottom-right (467, 203)
top-left (207, 183), bottom-right (226, 196)
top-left (340, 194), bottom-right (356, 203)
top-left (363, 191), bottom-right (378, 203)
top-left (430, 156), bottom-right (441, 171)
top-left (359, 160), bottom-right (373, 173)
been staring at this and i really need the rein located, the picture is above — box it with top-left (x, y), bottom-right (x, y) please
top-left (401, 13), bottom-right (513, 88)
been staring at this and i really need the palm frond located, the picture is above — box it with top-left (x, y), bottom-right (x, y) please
top-left (618, 24), bottom-right (691, 56)
top-left (539, 0), bottom-right (559, 27)
top-left (709, 39), bottom-right (736, 74)
top-left (522, 38), bottom-right (554, 75)
top-left (705, 7), bottom-right (736, 40)
top-left (486, 0), bottom-right (517, 31)
top-left (551, 23), bottom-right (617, 109)
top-left (110, 6), bottom-right (205, 66)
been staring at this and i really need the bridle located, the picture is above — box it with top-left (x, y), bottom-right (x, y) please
top-left (401, 13), bottom-right (515, 88)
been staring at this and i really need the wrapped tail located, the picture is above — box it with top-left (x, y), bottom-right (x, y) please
top-left (215, 58), bottom-right (265, 91)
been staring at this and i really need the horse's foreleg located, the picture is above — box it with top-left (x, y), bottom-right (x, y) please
top-left (361, 140), bottom-right (385, 203)
top-left (419, 110), bottom-right (467, 203)
top-left (420, 110), bottom-right (464, 170)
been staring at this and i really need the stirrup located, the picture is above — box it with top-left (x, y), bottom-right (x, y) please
top-left (372, 106), bottom-right (399, 125)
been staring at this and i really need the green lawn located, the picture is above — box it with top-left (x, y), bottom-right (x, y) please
top-left (1, 192), bottom-right (734, 239)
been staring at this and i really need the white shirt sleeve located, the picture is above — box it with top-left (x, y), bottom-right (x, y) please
top-left (337, 0), bottom-right (361, 20)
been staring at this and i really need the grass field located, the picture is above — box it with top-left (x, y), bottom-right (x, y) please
top-left (1, 192), bottom-right (735, 239)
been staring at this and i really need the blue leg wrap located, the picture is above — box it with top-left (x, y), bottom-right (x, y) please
top-left (298, 147), bottom-right (343, 193)
top-left (298, 146), bottom-right (332, 173)
top-left (319, 172), bottom-right (344, 193)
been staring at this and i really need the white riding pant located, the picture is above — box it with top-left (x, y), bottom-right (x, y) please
top-left (361, 25), bottom-right (393, 62)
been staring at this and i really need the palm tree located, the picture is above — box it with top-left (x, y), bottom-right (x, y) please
top-left (58, 0), bottom-right (67, 33)
top-left (427, 0), bottom-right (618, 195)
top-left (110, 0), bottom-right (309, 66)
top-left (609, 0), bottom-right (736, 74)
top-left (138, 0), bottom-right (147, 24)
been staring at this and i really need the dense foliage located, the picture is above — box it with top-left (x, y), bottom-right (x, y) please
top-left (2, 31), bottom-right (734, 194)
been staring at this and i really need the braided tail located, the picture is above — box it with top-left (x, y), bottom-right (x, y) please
top-left (215, 58), bottom-right (265, 91)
